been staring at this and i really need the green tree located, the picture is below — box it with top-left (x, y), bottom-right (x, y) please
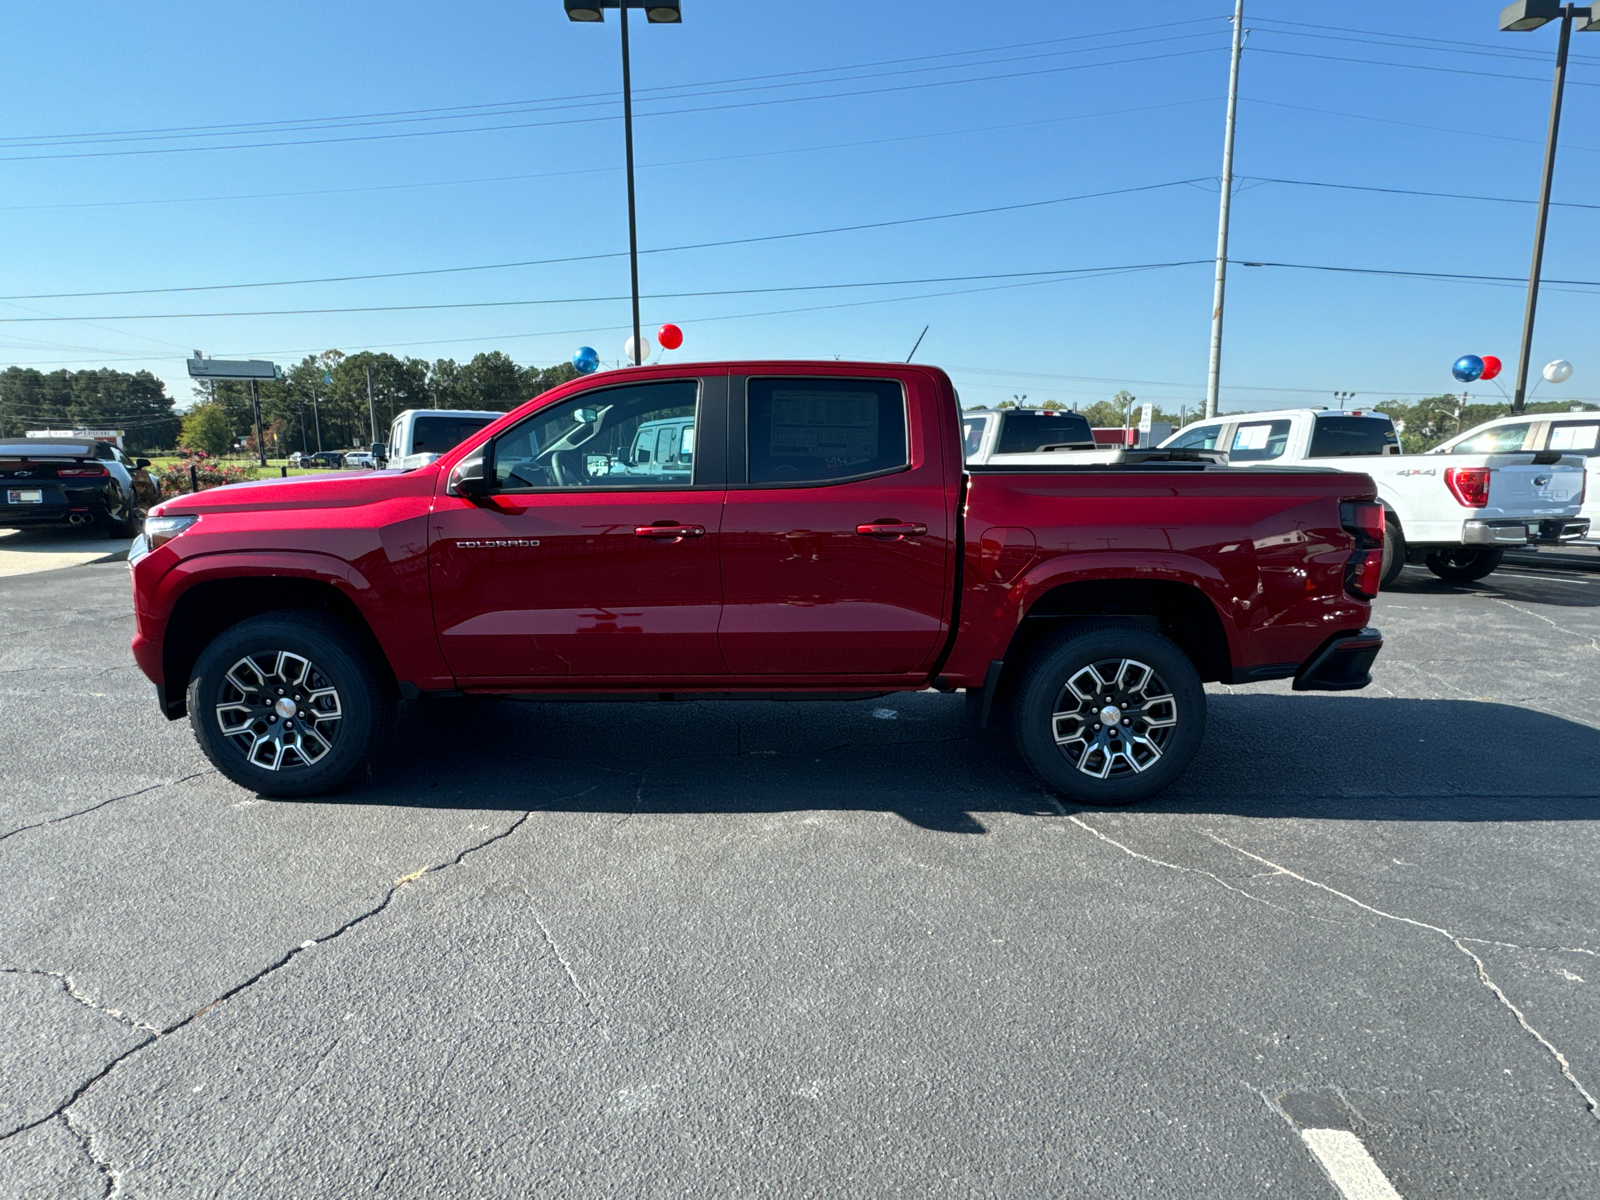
top-left (180, 403), bottom-right (233, 456)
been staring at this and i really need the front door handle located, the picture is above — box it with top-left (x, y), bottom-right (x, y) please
top-left (856, 521), bottom-right (927, 540)
top-left (635, 523), bottom-right (706, 543)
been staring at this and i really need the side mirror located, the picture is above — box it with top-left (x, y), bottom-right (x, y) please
top-left (135, 458), bottom-right (151, 469)
top-left (447, 448), bottom-right (490, 498)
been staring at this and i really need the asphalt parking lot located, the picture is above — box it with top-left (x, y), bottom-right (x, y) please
top-left (2, 550), bottom-right (1598, 1198)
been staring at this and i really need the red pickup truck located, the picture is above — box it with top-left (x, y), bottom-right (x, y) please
top-left (129, 361), bottom-right (1383, 806)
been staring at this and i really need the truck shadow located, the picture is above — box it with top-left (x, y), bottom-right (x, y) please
top-left (356, 691), bottom-right (1600, 831)
top-left (1385, 562), bottom-right (1600, 608)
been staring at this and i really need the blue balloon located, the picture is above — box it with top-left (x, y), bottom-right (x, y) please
top-left (1452, 354), bottom-right (1484, 383)
top-left (572, 346), bottom-right (599, 375)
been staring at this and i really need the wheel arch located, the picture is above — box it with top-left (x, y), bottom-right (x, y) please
top-left (161, 575), bottom-right (396, 719)
top-left (989, 578), bottom-right (1231, 717)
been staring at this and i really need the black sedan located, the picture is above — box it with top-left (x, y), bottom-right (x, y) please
top-left (0, 438), bottom-right (147, 536)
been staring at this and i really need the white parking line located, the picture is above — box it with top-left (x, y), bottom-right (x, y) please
top-left (1300, 1128), bottom-right (1404, 1200)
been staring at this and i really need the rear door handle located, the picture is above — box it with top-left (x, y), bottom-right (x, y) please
top-left (856, 521), bottom-right (927, 539)
top-left (635, 523), bottom-right (706, 542)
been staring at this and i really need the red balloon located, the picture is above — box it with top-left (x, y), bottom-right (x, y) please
top-left (657, 323), bottom-right (684, 351)
top-left (1480, 355), bottom-right (1503, 381)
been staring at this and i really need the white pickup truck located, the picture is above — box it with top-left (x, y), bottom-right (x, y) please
top-left (1431, 411), bottom-right (1599, 547)
top-left (378, 408), bottom-right (505, 471)
top-left (1158, 408), bottom-right (1588, 583)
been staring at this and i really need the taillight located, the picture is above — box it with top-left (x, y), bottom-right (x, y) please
top-left (1445, 466), bottom-right (1491, 508)
top-left (1339, 500), bottom-right (1385, 548)
top-left (57, 465), bottom-right (109, 478)
top-left (1344, 550), bottom-right (1383, 600)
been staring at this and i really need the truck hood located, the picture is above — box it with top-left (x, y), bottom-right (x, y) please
top-left (152, 467), bottom-right (436, 516)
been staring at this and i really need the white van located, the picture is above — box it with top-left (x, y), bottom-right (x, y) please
top-left (381, 409), bottom-right (505, 470)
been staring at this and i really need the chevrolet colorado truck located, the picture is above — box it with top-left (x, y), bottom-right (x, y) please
top-left (129, 361), bottom-right (1384, 806)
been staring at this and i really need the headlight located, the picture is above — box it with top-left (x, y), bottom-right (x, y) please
top-left (144, 514), bottom-right (199, 552)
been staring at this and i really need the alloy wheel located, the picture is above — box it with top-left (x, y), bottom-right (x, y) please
top-left (1050, 657), bottom-right (1179, 778)
top-left (214, 650), bottom-right (343, 771)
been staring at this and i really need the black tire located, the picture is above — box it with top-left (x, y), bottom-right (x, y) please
top-left (1424, 546), bottom-right (1504, 583)
top-left (1380, 519), bottom-right (1406, 589)
top-left (1011, 621), bottom-right (1206, 807)
top-left (187, 610), bottom-right (394, 798)
top-left (98, 487), bottom-right (141, 538)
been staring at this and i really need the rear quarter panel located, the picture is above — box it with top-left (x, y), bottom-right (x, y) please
top-left (947, 467), bottom-right (1374, 683)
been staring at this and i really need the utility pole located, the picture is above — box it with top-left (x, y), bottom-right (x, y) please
top-left (1206, 0), bottom-right (1246, 419)
top-left (620, 3), bottom-right (643, 365)
top-left (1511, 4), bottom-right (1579, 414)
top-left (365, 365), bottom-right (378, 446)
top-left (311, 388), bottom-right (323, 453)
top-left (248, 379), bottom-right (267, 467)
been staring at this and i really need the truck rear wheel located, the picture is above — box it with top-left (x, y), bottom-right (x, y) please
top-left (187, 610), bottom-right (393, 799)
top-left (1380, 520), bottom-right (1406, 588)
top-left (1011, 622), bottom-right (1205, 807)
top-left (1424, 546), bottom-right (1503, 583)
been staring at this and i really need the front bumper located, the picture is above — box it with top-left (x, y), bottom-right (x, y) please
top-left (1293, 627), bottom-right (1383, 692)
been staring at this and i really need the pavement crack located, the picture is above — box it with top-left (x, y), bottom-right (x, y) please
top-left (1061, 811), bottom-right (1323, 922)
top-left (530, 910), bottom-right (592, 1012)
top-left (1205, 831), bottom-right (1600, 1121)
top-left (0, 787), bottom-right (597, 1150)
top-left (0, 771), bottom-right (214, 843)
top-left (1458, 937), bottom-right (1600, 958)
top-left (0, 967), bottom-right (158, 1033)
top-left (59, 1110), bottom-right (119, 1199)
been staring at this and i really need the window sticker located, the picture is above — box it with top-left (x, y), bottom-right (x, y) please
top-left (769, 390), bottom-right (879, 460)
top-left (1549, 424), bottom-right (1599, 451)
top-left (1234, 424), bottom-right (1272, 451)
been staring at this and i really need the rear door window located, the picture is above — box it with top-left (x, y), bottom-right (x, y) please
top-left (1167, 423), bottom-right (1224, 451)
top-left (1547, 421), bottom-right (1600, 455)
top-left (1229, 420), bottom-right (1292, 462)
top-left (1452, 422), bottom-right (1531, 454)
top-left (1307, 417), bottom-right (1399, 457)
top-left (961, 415), bottom-right (990, 458)
top-left (746, 377), bottom-right (907, 485)
top-left (411, 415), bottom-right (498, 456)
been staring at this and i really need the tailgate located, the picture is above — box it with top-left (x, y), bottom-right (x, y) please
top-left (1485, 455), bottom-right (1585, 516)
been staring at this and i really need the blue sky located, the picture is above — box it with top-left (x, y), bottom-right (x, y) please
top-left (0, 0), bottom-right (1596, 414)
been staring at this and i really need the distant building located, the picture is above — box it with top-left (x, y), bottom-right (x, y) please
top-left (25, 428), bottom-right (125, 448)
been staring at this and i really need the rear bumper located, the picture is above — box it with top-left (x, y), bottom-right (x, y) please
top-left (1462, 519), bottom-right (1535, 546)
top-left (1293, 627), bottom-right (1383, 692)
top-left (1533, 518), bottom-right (1590, 544)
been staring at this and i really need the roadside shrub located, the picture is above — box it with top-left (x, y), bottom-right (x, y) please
top-left (154, 462), bottom-right (257, 494)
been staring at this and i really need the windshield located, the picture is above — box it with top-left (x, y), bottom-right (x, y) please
top-left (996, 412), bottom-right (1095, 453)
top-left (1307, 417), bottom-right (1399, 458)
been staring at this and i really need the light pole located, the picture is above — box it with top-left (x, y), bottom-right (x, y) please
top-left (1497, 1), bottom-right (1600, 413)
top-left (563, 0), bottom-right (682, 366)
top-left (1205, 0), bottom-right (1246, 419)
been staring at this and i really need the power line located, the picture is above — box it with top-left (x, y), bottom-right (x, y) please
top-left (1249, 16), bottom-right (1600, 68)
top-left (1240, 175), bottom-right (1600, 211)
top-left (0, 30), bottom-right (1229, 155)
top-left (1242, 96), bottom-right (1600, 154)
top-left (0, 261), bottom-right (1217, 323)
top-left (1249, 44), bottom-right (1600, 89)
top-left (0, 18), bottom-right (1226, 149)
top-left (0, 179), bottom-right (1209, 301)
top-left (1232, 259), bottom-right (1600, 290)
top-left (0, 98), bottom-right (1219, 215)
top-left (0, 45), bottom-right (1228, 164)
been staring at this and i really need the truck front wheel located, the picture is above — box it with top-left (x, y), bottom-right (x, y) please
top-left (187, 610), bottom-right (393, 799)
top-left (1424, 546), bottom-right (1503, 583)
top-left (1012, 622), bottom-right (1205, 807)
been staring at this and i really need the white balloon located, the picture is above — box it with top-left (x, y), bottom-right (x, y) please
top-left (1544, 359), bottom-right (1574, 384)
top-left (624, 334), bottom-right (652, 365)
